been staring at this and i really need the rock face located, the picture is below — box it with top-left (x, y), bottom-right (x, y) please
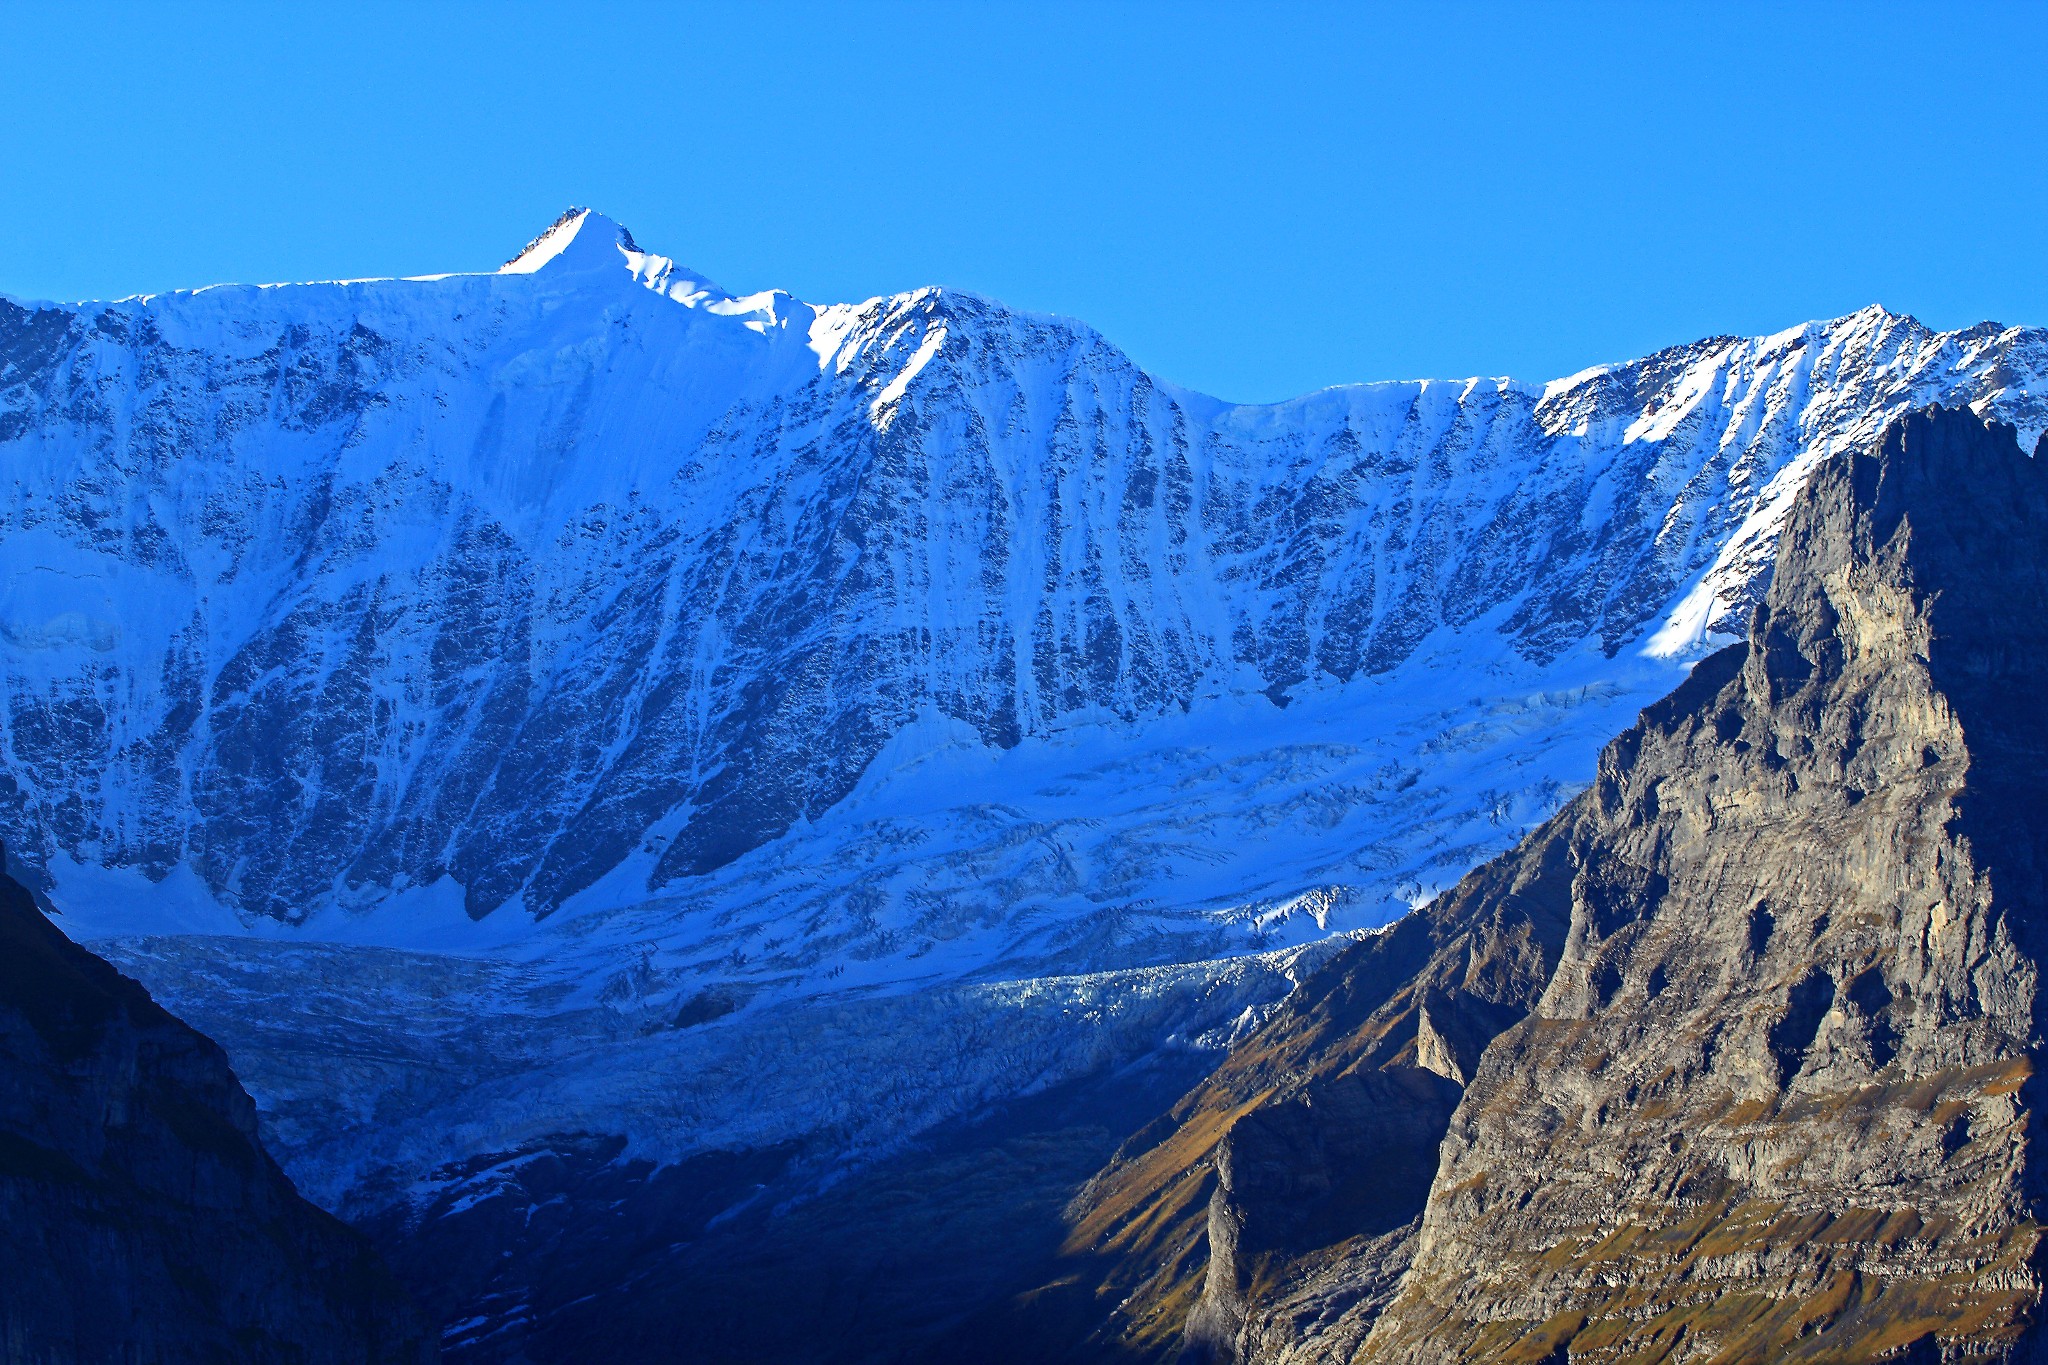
top-left (1369, 407), bottom-right (2048, 1363)
top-left (1063, 408), bottom-right (2048, 1363)
top-left (0, 867), bottom-right (433, 1363)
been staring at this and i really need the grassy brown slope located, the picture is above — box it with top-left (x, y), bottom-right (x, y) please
top-left (1046, 786), bottom-right (1586, 1357)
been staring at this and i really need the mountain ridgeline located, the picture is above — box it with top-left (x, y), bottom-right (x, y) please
top-left (1035, 407), bottom-right (2048, 1363)
top-left (0, 210), bottom-right (2043, 930)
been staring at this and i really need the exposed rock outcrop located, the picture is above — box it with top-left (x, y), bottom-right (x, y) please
top-left (0, 868), bottom-right (434, 1363)
top-left (1363, 407), bottom-right (2048, 1362)
top-left (1060, 407), bottom-right (2048, 1363)
top-left (1183, 1066), bottom-right (1460, 1362)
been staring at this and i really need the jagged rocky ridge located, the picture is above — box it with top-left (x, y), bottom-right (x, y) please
top-left (1052, 407), bottom-right (2048, 1363)
top-left (0, 863), bottom-right (432, 1362)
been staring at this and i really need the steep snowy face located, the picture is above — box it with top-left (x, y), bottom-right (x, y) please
top-left (1, 213), bottom-right (2044, 935)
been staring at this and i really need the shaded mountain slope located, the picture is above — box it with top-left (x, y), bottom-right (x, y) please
top-left (363, 1048), bottom-right (1219, 1365)
top-left (0, 865), bottom-right (433, 1363)
top-left (1033, 407), bottom-right (2048, 1364)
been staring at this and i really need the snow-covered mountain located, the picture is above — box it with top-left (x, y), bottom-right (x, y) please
top-left (9, 208), bottom-right (2043, 940)
top-left (7, 210), bottom-right (2046, 1356)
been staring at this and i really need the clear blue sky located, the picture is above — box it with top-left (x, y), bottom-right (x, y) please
top-left (2, 2), bottom-right (2042, 403)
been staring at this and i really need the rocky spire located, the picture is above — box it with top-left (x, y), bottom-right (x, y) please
top-left (1066, 407), bottom-right (2048, 1363)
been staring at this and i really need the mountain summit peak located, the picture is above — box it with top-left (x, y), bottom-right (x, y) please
top-left (499, 207), bottom-right (639, 275)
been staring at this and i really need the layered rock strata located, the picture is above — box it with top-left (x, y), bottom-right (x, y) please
top-left (1060, 407), bottom-right (2048, 1364)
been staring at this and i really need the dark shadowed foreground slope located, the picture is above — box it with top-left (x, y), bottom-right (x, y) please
top-left (0, 869), bottom-right (434, 1364)
top-left (1028, 406), bottom-right (2048, 1364)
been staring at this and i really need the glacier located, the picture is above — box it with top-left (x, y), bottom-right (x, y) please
top-left (5, 207), bottom-right (2046, 1353)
